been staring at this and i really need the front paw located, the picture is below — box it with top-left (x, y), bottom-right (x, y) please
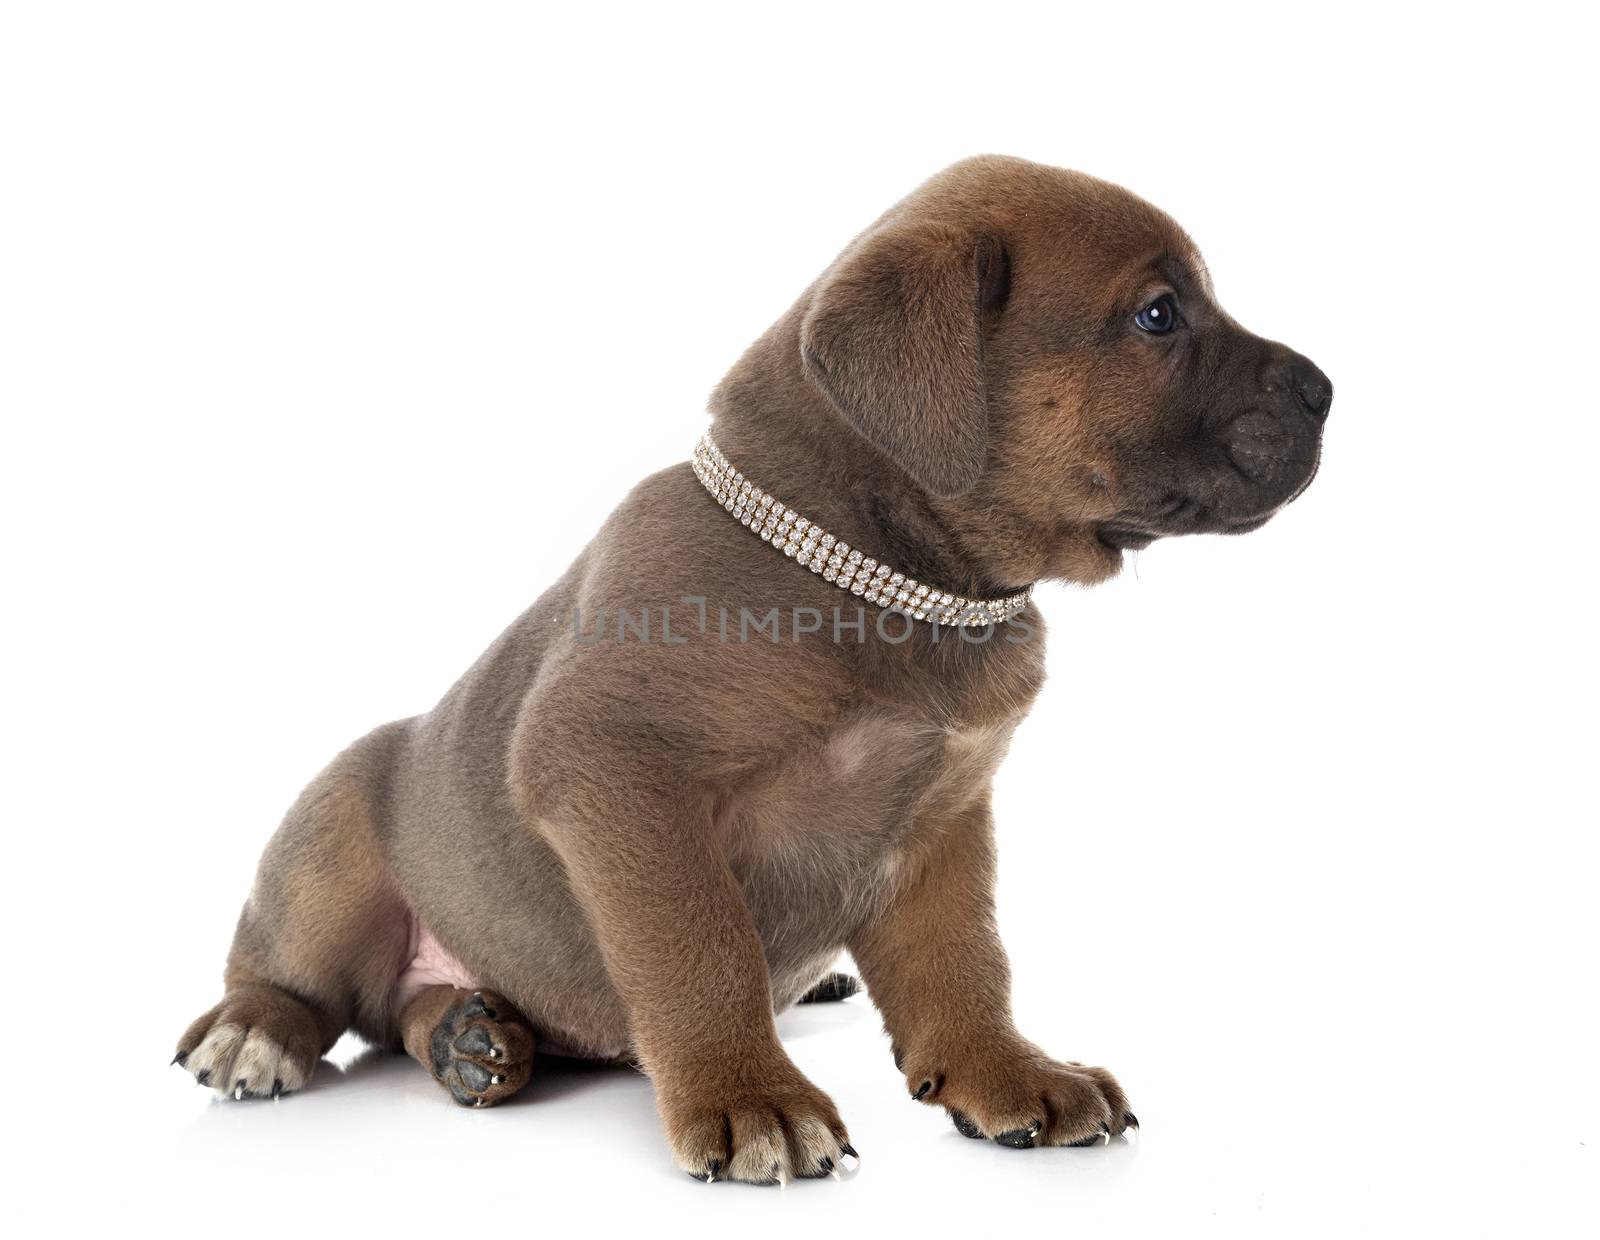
top-left (897, 1039), bottom-right (1135, 1148)
top-left (659, 1065), bottom-right (856, 1185)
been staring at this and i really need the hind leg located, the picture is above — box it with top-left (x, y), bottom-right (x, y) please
top-left (399, 986), bottom-right (535, 1107)
top-left (174, 722), bottom-right (413, 1097)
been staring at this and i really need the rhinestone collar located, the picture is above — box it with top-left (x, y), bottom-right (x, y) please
top-left (691, 434), bottom-right (1032, 626)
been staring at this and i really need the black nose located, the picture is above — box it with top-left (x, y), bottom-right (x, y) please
top-left (1289, 358), bottom-right (1333, 421)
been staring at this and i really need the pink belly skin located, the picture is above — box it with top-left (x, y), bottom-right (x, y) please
top-left (392, 915), bottom-right (627, 1060)
top-left (394, 915), bottom-right (478, 1013)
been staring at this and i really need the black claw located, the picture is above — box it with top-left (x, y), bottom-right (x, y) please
top-left (1066, 1133), bottom-right (1102, 1147)
top-left (912, 1079), bottom-right (932, 1101)
top-left (271, 1079), bottom-right (284, 1099)
top-left (995, 1126), bottom-right (1038, 1149)
top-left (1124, 1111), bottom-right (1139, 1130)
top-left (458, 993), bottom-right (497, 1020)
top-left (840, 1143), bottom-right (858, 1159)
top-left (453, 1026), bottom-right (493, 1056)
top-left (171, 1051), bottom-right (188, 1067)
top-left (949, 1109), bottom-right (984, 1140)
top-left (1100, 1122), bottom-right (1111, 1135)
top-left (818, 1156), bottom-right (834, 1173)
top-left (708, 1159), bottom-right (723, 1177)
top-left (195, 1070), bottom-right (211, 1087)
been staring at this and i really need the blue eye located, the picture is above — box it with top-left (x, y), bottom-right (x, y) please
top-left (1135, 295), bottom-right (1178, 334)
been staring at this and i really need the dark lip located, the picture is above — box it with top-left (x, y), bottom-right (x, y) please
top-left (1097, 524), bottom-right (1159, 552)
top-left (1099, 502), bottom-right (1281, 551)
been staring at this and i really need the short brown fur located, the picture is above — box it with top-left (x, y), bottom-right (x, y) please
top-left (175, 156), bottom-right (1328, 1181)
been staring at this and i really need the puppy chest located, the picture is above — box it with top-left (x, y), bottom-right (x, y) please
top-left (726, 713), bottom-right (1011, 908)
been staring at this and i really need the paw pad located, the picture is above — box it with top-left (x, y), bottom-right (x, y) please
top-left (427, 988), bottom-right (532, 1109)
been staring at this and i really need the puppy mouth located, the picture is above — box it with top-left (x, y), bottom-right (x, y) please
top-left (1097, 492), bottom-right (1210, 551)
top-left (1096, 523), bottom-right (1160, 552)
top-left (1097, 494), bottom-right (1287, 553)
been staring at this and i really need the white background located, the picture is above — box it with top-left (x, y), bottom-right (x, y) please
top-left (3, 2), bottom-right (1595, 1235)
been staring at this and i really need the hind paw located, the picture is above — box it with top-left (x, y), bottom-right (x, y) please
top-left (174, 985), bottom-right (323, 1099)
top-left (425, 989), bottom-right (534, 1108)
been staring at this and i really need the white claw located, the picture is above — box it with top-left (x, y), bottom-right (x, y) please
top-left (492, 1075), bottom-right (504, 1085)
top-left (234, 1083), bottom-right (244, 1101)
top-left (1103, 1130), bottom-right (1111, 1145)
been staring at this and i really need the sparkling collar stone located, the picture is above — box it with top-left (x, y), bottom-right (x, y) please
top-left (691, 433), bottom-right (1032, 627)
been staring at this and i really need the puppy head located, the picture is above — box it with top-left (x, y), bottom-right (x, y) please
top-left (800, 155), bottom-right (1331, 585)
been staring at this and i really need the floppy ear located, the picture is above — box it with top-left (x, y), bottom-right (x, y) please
top-left (800, 224), bottom-right (1011, 498)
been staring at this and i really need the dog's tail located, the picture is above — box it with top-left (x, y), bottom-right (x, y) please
top-left (798, 972), bottom-right (861, 1004)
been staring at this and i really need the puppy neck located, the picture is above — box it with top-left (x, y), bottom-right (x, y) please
top-left (707, 308), bottom-right (1026, 602)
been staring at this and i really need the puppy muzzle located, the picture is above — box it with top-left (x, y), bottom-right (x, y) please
top-left (1101, 351), bottom-right (1331, 549)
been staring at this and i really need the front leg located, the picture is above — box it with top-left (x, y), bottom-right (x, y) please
top-left (849, 799), bottom-right (1136, 1148)
top-left (533, 777), bottom-right (853, 1184)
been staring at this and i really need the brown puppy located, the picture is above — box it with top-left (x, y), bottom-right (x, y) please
top-left (174, 155), bottom-right (1329, 1182)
